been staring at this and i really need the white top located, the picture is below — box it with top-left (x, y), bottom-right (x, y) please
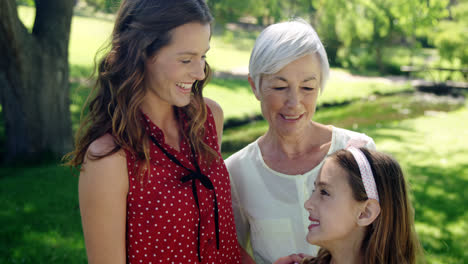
top-left (226, 126), bottom-right (376, 264)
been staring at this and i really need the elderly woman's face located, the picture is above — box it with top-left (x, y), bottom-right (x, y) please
top-left (256, 54), bottom-right (321, 137)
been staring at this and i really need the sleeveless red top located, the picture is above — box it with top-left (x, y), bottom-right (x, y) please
top-left (125, 107), bottom-right (241, 264)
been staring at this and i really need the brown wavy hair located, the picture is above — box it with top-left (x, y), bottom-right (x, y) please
top-left (303, 148), bottom-right (423, 264)
top-left (64, 0), bottom-right (217, 172)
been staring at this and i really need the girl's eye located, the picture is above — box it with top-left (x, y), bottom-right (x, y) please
top-left (303, 87), bottom-right (315, 91)
top-left (320, 189), bottom-right (329, 196)
top-left (273, 87), bottom-right (287, 90)
top-left (181, 60), bottom-right (191, 64)
top-left (201, 55), bottom-right (207, 60)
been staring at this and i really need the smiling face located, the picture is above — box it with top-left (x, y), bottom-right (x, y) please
top-left (253, 53), bottom-right (321, 137)
top-left (144, 22), bottom-right (211, 108)
top-left (304, 158), bottom-right (364, 248)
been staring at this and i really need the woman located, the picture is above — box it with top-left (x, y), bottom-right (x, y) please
top-left (65, 0), bottom-right (242, 263)
top-left (226, 19), bottom-right (376, 264)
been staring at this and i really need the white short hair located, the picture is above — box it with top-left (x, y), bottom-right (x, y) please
top-left (249, 18), bottom-right (329, 93)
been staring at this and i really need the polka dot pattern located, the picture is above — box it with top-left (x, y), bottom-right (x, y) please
top-left (124, 107), bottom-right (241, 263)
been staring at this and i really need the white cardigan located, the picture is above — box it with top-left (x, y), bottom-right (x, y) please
top-left (226, 126), bottom-right (376, 264)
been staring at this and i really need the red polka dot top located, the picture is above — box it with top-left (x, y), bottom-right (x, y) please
top-left (125, 106), bottom-right (241, 264)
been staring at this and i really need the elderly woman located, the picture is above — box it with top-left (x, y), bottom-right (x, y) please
top-left (226, 19), bottom-right (376, 264)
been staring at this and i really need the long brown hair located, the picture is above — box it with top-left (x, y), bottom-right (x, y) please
top-left (64, 0), bottom-right (218, 171)
top-left (304, 148), bottom-right (423, 264)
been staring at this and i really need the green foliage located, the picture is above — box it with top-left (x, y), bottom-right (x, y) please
top-left (207, 0), bottom-right (251, 24)
top-left (15, 0), bottom-right (34, 7)
top-left (313, 0), bottom-right (449, 72)
top-left (208, 0), bottom-right (315, 25)
top-left (429, 1), bottom-right (468, 67)
top-left (83, 0), bottom-right (121, 13)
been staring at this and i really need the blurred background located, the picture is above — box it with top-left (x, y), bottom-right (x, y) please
top-left (1, 0), bottom-right (467, 263)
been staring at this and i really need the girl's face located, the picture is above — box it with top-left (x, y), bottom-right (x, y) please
top-left (144, 22), bottom-right (210, 108)
top-left (304, 158), bottom-right (363, 248)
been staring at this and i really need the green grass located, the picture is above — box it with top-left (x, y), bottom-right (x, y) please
top-left (0, 165), bottom-right (85, 264)
top-left (360, 107), bottom-right (468, 264)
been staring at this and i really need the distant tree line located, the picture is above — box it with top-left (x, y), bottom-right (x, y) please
top-left (15, 0), bottom-right (467, 72)
top-left (209, 0), bottom-right (466, 72)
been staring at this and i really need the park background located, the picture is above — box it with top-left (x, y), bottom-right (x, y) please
top-left (1, 0), bottom-right (467, 263)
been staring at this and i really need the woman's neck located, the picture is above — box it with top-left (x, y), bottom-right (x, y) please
top-left (260, 122), bottom-right (328, 160)
top-left (140, 93), bottom-right (177, 132)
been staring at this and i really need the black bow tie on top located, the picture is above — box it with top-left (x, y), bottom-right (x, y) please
top-left (149, 136), bottom-right (219, 263)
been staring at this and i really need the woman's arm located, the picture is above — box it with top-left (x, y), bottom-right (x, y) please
top-left (79, 134), bottom-right (128, 264)
top-left (204, 97), bottom-right (224, 150)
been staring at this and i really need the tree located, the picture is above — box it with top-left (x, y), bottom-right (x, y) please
top-left (314, 0), bottom-right (449, 72)
top-left (83, 0), bottom-right (120, 13)
top-left (0, 0), bottom-right (74, 161)
top-left (430, 0), bottom-right (468, 69)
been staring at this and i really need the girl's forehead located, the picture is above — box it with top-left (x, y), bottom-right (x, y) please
top-left (318, 159), bottom-right (349, 187)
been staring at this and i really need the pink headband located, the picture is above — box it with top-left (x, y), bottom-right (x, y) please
top-left (345, 139), bottom-right (380, 202)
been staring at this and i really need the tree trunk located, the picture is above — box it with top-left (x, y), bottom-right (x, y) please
top-left (375, 44), bottom-right (384, 73)
top-left (0, 0), bottom-right (74, 161)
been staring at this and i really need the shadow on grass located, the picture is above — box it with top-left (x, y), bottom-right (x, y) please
top-left (409, 164), bottom-right (467, 262)
top-left (0, 165), bottom-right (86, 263)
top-left (210, 78), bottom-right (251, 92)
top-left (363, 125), bottom-right (468, 263)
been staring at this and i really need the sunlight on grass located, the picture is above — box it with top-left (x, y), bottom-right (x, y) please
top-left (361, 106), bottom-right (468, 264)
top-left (68, 16), bottom-right (113, 67)
top-left (17, 6), bottom-right (35, 30)
top-left (23, 230), bottom-right (84, 250)
top-left (321, 79), bottom-right (412, 103)
top-left (204, 78), bottom-right (260, 119)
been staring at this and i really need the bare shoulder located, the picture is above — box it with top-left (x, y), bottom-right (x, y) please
top-left (81, 133), bottom-right (128, 194)
top-left (204, 97), bottom-right (224, 147)
top-left (204, 97), bottom-right (224, 129)
top-left (87, 133), bottom-right (118, 157)
top-left (204, 97), bottom-right (223, 120)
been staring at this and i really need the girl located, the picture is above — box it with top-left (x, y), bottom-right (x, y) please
top-left (274, 147), bottom-right (422, 264)
top-left (65, 0), bottom-right (244, 263)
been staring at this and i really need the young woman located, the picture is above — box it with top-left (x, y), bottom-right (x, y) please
top-left (65, 0), bottom-right (242, 263)
top-left (274, 145), bottom-right (423, 264)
